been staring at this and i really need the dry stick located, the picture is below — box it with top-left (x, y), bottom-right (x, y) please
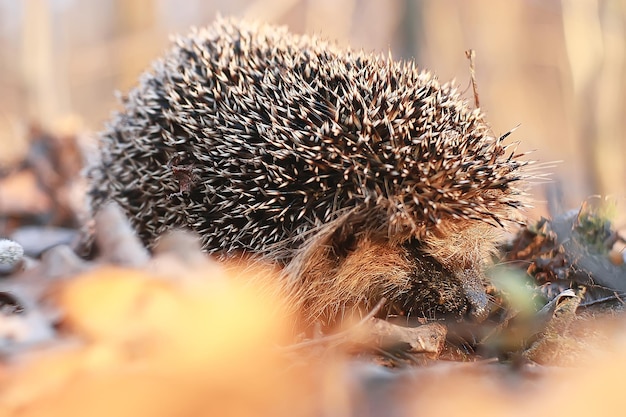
top-left (280, 297), bottom-right (388, 352)
top-left (465, 49), bottom-right (480, 108)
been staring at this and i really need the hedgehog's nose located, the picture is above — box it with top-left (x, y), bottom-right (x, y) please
top-left (465, 288), bottom-right (489, 322)
top-left (460, 273), bottom-right (490, 322)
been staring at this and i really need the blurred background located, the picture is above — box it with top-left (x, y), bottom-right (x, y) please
top-left (0, 0), bottom-right (624, 223)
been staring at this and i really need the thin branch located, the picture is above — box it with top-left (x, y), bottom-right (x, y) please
top-left (465, 49), bottom-right (480, 108)
top-left (279, 297), bottom-right (388, 352)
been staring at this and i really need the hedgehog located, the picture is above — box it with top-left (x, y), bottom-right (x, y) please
top-left (87, 18), bottom-right (528, 327)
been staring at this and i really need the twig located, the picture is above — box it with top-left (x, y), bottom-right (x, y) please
top-left (465, 49), bottom-right (480, 108)
top-left (280, 297), bottom-right (388, 352)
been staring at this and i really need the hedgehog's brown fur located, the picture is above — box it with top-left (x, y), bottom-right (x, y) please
top-left (87, 18), bottom-right (528, 326)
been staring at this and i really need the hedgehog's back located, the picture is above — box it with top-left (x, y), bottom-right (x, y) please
top-left (88, 18), bottom-right (525, 261)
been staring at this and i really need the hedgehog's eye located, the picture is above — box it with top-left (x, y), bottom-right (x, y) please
top-left (401, 237), bottom-right (427, 253)
top-left (330, 232), bottom-right (357, 258)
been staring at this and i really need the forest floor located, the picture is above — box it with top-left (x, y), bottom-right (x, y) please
top-left (1, 128), bottom-right (625, 417)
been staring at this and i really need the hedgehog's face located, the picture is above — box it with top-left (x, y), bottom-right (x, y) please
top-left (348, 236), bottom-right (491, 322)
top-left (298, 220), bottom-right (496, 324)
top-left (396, 241), bottom-right (490, 322)
top-left (399, 220), bottom-right (501, 321)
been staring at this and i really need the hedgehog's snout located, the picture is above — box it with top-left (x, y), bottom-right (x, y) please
top-left (465, 289), bottom-right (490, 322)
top-left (459, 270), bottom-right (490, 322)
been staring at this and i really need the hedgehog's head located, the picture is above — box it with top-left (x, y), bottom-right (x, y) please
top-left (284, 210), bottom-right (506, 326)
top-left (401, 219), bottom-right (500, 322)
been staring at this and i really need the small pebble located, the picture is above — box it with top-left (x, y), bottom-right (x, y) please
top-left (0, 239), bottom-right (24, 266)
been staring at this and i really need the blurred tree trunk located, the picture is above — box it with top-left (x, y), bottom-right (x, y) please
top-left (562, 0), bottom-right (626, 197)
top-left (20, 0), bottom-right (69, 129)
top-left (113, 0), bottom-right (157, 89)
top-left (398, 0), bottom-right (424, 60)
